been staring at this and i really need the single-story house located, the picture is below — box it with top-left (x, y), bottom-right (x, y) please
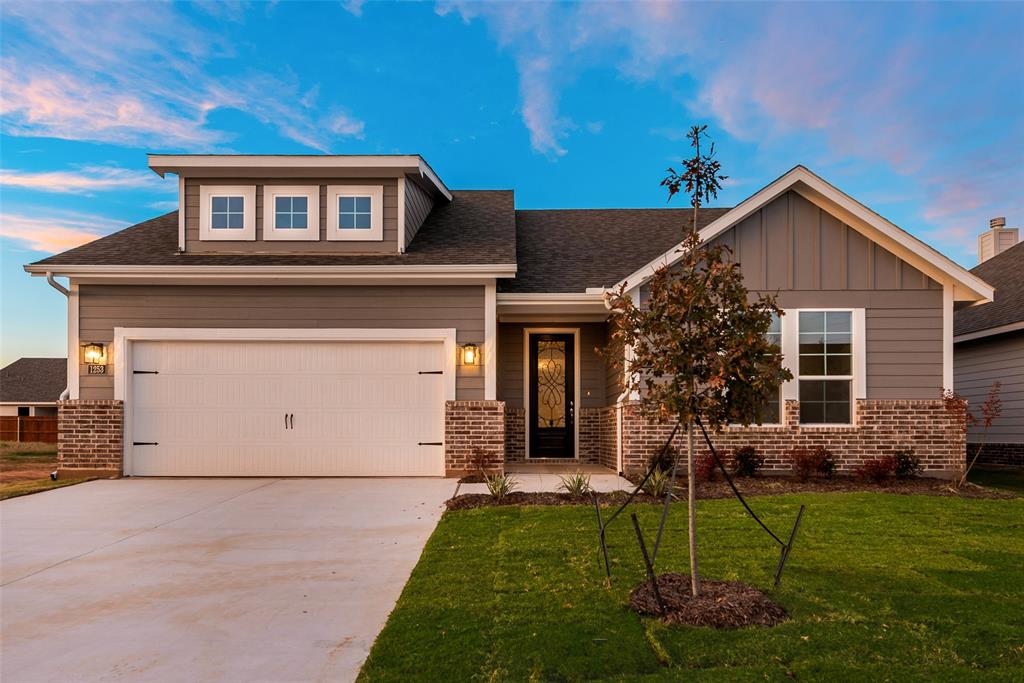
top-left (954, 219), bottom-right (1023, 465)
top-left (0, 357), bottom-right (67, 417)
top-left (24, 156), bottom-right (993, 479)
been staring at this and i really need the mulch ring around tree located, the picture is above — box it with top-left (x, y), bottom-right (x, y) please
top-left (630, 573), bottom-right (789, 629)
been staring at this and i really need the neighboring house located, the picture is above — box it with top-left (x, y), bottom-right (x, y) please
top-left (0, 357), bottom-right (66, 416)
top-left (24, 157), bottom-right (993, 479)
top-left (954, 219), bottom-right (1023, 466)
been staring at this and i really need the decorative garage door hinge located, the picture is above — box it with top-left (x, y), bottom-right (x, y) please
top-left (418, 442), bottom-right (443, 446)
top-left (133, 441), bottom-right (158, 446)
top-left (418, 370), bottom-right (443, 375)
top-left (133, 370), bottom-right (159, 374)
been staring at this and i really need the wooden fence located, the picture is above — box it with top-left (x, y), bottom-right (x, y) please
top-left (0, 416), bottom-right (59, 443)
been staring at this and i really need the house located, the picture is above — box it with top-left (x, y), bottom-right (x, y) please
top-left (0, 357), bottom-right (67, 417)
top-left (24, 157), bottom-right (993, 479)
top-left (954, 219), bottom-right (1023, 466)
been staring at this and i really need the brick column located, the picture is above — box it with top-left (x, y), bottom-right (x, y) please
top-left (504, 406), bottom-right (526, 463)
top-left (444, 400), bottom-right (506, 477)
top-left (57, 399), bottom-right (123, 477)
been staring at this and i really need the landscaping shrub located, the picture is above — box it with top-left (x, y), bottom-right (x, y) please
top-left (856, 456), bottom-right (898, 483)
top-left (696, 452), bottom-right (718, 482)
top-left (485, 474), bottom-right (518, 501)
top-left (642, 467), bottom-right (671, 497)
top-left (731, 446), bottom-right (764, 478)
top-left (647, 444), bottom-right (677, 472)
top-left (787, 446), bottom-right (836, 482)
top-left (558, 472), bottom-right (592, 497)
top-left (892, 448), bottom-right (923, 479)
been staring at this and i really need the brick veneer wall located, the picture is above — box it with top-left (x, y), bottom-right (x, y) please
top-left (598, 406), bottom-right (618, 471)
top-left (57, 399), bottom-right (123, 476)
top-left (504, 407), bottom-right (526, 463)
top-left (445, 400), bottom-right (505, 477)
top-left (619, 399), bottom-right (965, 478)
top-left (578, 408), bottom-right (601, 464)
top-left (970, 443), bottom-right (1024, 467)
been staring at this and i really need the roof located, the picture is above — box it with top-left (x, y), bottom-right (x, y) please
top-left (0, 358), bottom-right (66, 403)
top-left (616, 166), bottom-right (994, 303)
top-left (27, 190), bottom-right (516, 269)
top-left (954, 240), bottom-right (1024, 339)
top-left (499, 208), bottom-right (729, 293)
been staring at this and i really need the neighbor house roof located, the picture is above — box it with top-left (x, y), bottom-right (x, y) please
top-left (26, 190), bottom-right (516, 270)
top-left (499, 207), bottom-right (729, 293)
top-left (954, 240), bottom-right (1024, 340)
top-left (0, 358), bottom-right (67, 403)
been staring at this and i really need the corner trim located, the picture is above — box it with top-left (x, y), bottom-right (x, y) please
top-left (485, 282), bottom-right (497, 400)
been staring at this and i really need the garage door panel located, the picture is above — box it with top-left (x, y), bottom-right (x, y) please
top-left (129, 339), bottom-right (445, 476)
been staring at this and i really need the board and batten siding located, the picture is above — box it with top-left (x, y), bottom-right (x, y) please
top-left (404, 179), bottom-right (434, 247)
top-left (955, 332), bottom-right (1024, 443)
top-left (497, 322), bottom-right (607, 409)
top-left (184, 178), bottom-right (399, 254)
top-left (77, 284), bottom-right (484, 400)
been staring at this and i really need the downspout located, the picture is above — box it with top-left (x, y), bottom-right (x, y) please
top-left (45, 272), bottom-right (72, 400)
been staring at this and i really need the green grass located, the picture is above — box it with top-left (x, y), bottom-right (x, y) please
top-left (969, 467), bottom-right (1024, 494)
top-left (0, 476), bottom-right (93, 500)
top-left (359, 494), bottom-right (1024, 682)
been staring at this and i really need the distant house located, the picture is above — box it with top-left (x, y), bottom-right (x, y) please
top-left (954, 218), bottom-right (1023, 466)
top-left (0, 358), bottom-right (67, 417)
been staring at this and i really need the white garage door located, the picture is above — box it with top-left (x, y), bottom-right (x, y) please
top-left (128, 340), bottom-right (446, 476)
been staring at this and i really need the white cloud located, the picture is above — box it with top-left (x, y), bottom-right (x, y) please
top-left (0, 211), bottom-right (118, 253)
top-left (0, 166), bottom-right (161, 194)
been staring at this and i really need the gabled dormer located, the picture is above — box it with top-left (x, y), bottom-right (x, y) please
top-left (148, 155), bottom-right (452, 255)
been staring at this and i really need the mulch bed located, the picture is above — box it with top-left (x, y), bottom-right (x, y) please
top-left (446, 475), bottom-right (1014, 510)
top-left (630, 573), bottom-right (789, 628)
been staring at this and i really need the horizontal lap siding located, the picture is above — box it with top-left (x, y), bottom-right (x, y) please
top-left (955, 332), bottom-right (1024, 442)
top-left (497, 322), bottom-right (607, 409)
top-left (184, 178), bottom-right (399, 254)
top-left (78, 284), bottom-right (484, 400)
top-left (404, 179), bottom-right (434, 246)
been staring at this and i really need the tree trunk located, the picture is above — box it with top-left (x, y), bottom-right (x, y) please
top-left (687, 419), bottom-right (700, 596)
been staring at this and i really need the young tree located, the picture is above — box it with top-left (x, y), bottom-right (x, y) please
top-left (606, 126), bottom-right (791, 597)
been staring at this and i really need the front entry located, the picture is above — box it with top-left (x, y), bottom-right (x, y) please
top-left (528, 333), bottom-right (575, 458)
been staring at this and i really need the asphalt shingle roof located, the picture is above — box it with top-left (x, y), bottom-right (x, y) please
top-left (955, 240), bottom-right (1024, 337)
top-left (0, 358), bottom-right (67, 403)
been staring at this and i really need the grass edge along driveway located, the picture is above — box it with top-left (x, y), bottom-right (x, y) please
top-left (359, 492), bottom-right (1024, 682)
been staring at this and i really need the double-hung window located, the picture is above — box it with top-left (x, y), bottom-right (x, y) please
top-left (798, 311), bottom-right (853, 424)
top-left (327, 185), bottom-right (384, 241)
top-left (263, 185), bottom-right (319, 241)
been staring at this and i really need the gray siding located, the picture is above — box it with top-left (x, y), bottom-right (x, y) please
top-left (955, 332), bottom-right (1024, 443)
top-left (404, 179), bottom-right (434, 248)
top-left (184, 178), bottom-right (399, 254)
top-left (77, 284), bottom-right (484, 400)
top-left (497, 322), bottom-right (607, 409)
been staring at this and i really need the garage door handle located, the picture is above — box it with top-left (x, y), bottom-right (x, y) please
top-left (133, 441), bottom-right (158, 446)
top-left (289, 413), bottom-right (295, 429)
top-left (133, 370), bottom-right (159, 375)
top-left (418, 370), bottom-right (443, 375)
top-left (418, 442), bottom-right (443, 446)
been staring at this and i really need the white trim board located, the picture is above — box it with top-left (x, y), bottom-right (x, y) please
top-left (615, 165), bottom-right (994, 304)
top-left (114, 327), bottom-right (458, 476)
top-left (484, 282), bottom-right (497, 401)
top-left (954, 321), bottom-right (1024, 343)
top-left (522, 327), bottom-right (581, 460)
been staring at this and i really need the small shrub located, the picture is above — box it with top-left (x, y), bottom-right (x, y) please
top-left (892, 448), bottom-right (922, 479)
top-left (787, 446), bottom-right (835, 482)
top-left (856, 456), bottom-right (897, 484)
top-left (642, 467), bottom-right (671, 497)
top-left (470, 446), bottom-right (494, 478)
top-left (558, 472), bottom-right (592, 497)
top-left (485, 473), bottom-right (518, 501)
top-left (731, 446), bottom-right (764, 478)
top-left (695, 452), bottom-right (718, 482)
top-left (647, 444), bottom-right (677, 472)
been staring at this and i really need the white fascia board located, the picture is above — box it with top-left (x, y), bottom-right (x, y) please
top-left (954, 321), bottom-right (1024, 343)
top-left (614, 165), bottom-right (995, 304)
top-left (25, 263), bottom-right (518, 279)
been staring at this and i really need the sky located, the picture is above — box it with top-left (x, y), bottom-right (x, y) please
top-left (1, 0), bottom-right (1022, 367)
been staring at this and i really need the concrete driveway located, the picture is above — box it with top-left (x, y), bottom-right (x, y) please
top-left (1, 478), bottom-right (454, 683)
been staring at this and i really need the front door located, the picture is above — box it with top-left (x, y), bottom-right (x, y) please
top-left (528, 333), bottom-right (575, 458)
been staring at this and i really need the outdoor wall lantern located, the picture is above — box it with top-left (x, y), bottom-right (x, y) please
top-left (460, 343), bottom-right (480, 366)
top-left (82, 342), bottom-right (107, 365)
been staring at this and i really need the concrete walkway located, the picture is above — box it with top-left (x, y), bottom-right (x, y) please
top-left (1, 478), bottom-right (454, 683)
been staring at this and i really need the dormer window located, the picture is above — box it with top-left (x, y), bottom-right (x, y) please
top-left (262, 185), bottom-right (320, 241)
top-left (200, 185), bottom-right (256, 241)
top-left (327, 185), bottom-right (383, 241)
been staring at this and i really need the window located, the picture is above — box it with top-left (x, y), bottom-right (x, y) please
top-left (758, 313), bottom-right (783, 424)
top-left (275, 196), bottom-right (308, 229)
top-left (262, 185), bottom-right (319, 241)
top-left (199, 185), bottom-right (255, 240)
top-left (211, 196), bottom-right (244, 229)
top-left (339, 196), bottom-right (372, 230)
top-left (798, 311), bottom-right (853, 424)
top-left (327, 185), bottom-right (384, 241)
top-left (17, 406), bottom-right (30, 417)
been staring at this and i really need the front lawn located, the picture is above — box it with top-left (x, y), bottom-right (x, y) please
top-left (360, 493), bottom-right (1024, 681)
top-left (0, 441), bottom-right (93, 500)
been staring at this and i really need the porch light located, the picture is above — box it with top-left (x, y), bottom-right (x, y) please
top-left (82, 342), bottom-right (107, 365)
top-left (461, 343), bottom-right (480, 366)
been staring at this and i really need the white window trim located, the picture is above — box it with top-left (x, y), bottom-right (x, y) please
top-left (327, 185), bottom-right (384, 241)
top-left (262, 185), bottom-right (320, 241)
top-left (199, 185), bottom-right (256, 241)
top-left (784, 308), bottom-right (866, 426)
top-left (522, 327), bottom-right (581, 460)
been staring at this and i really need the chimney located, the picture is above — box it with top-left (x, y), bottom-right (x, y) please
top-left (978, 216), bottom-right (1019, 263)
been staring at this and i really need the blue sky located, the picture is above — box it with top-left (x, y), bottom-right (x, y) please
top-left (1, 1), bottom-right (1022, 366)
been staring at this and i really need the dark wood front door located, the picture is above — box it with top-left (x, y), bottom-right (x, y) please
top-left (528, 333), bottom-right (575, 458)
